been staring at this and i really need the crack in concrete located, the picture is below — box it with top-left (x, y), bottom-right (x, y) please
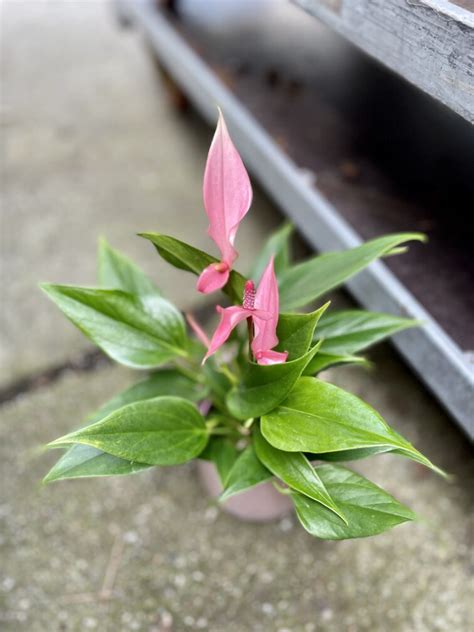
top-left (0, 302), bottom-right (216, 406)
top-left (0, 350), bottom-right (111, 406)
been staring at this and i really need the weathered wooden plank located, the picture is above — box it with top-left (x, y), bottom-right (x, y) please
top-left (293, 0), bottom-right (474, 123)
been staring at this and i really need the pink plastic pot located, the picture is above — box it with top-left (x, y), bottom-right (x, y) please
top-left (197, 460), bottom-right (293, 523)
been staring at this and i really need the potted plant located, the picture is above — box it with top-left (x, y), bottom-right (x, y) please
top-left (41, 110), bottom-right (444, 539)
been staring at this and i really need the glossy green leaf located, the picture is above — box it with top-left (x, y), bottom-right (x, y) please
top-left (45, 370), bottom-right (207, 482)
top-left (261, 377), bottom-right (444, 475)
top-left (43, 445), bottom-right (152, 483)
top-left (98, 239), bottom-right (160, 298)
top-left (41, 284), bottom-right (187, 369)
top-left (276, 303), bottom-right (329, 360)
top-left (140, 232), bottom-right (246, 303)
top-left (310, 446), bottom-right (395, 462)
top-left (220, 445), bottom-right (272, 502)
top-left (304, 352), bottom-right (368, 375)
top-left (250, 223), bottom-right (293, 281)
top-left (292, 464), bottom-right (416, 540)
top-left (315, 309), bottom-right (418, 355)
top-left (49, 397), bottom-right (209, 466)
top-left (253, 425), bottom-right (346, 522)
top-left (226, 343), bottom-right (321, 420)
top-left (199, 438), bottom-right (239, 485)
top-left (279, 233), bottom-right (426, 310)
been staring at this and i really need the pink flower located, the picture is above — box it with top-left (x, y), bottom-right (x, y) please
top-left (196, 109), bottom-right (252, 294)
top-left (251, 256), bottom-right (288, 366)
top-left (203, 257), bottom-right (288, 366)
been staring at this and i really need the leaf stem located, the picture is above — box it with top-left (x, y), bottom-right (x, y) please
top-left (174, 362), bottom-right (205, 384)
top-left (209, 427), bottom-right (234, 436)
top-left (219, 365), bottom-right (238, 385)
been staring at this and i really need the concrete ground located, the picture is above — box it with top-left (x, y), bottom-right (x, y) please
top-left (1, 2), bottom-right (472, 631)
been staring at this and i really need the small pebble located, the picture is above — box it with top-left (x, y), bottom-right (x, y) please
top-left (83, 617), bottom-right (98, 629)
top-left (262, 603), bottom-right (275, 616)
top-left (123, 530), bottom-right (139, 544)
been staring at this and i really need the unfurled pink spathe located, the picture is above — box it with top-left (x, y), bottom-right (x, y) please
top-left (196, 110), bottom-right (252, 294)
top-left (203, 257), bottom-right (288, 366)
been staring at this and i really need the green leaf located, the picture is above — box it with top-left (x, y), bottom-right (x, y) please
top-left (43, 445), bottom-right (152, 483)
top-left (276, 303), bottom-right (329, 360)
top-left (226, 343), bottom-right (321, 420)
top-left (199, 438), bottom-right (239, 485)
top-left (315, 309), bottom-right (419, 355)
top-left (253, 425), bottom-right (346, 523)
top-left (41, 284), bottom-right (187, 369)
top-left (292, 464), bottom-right (416, 540)
top-left (250, 223), bottom-right (293, 281)
top-left (48, 397), bottom-right (209, 466)
top-left (261, 377), bottom-right (444, 476)
top-left (202, 359), bottom-right (233, 413)
top-left (98, 239), bottom-right (160, 298)
top-left (44, 370), bottom-right (208, 483)
top-left (87, 369), bottom-right (207, 424)
top-left (220, 445), bottom-right (272, 502)
top-left (310, 446), bottom-right (395, 462)
top-left (304, 352), bottom-right (368, 375)
top-left (140, 232), bottom-right (246, 303)
top-left (279, 233), bottom-right (426, 310)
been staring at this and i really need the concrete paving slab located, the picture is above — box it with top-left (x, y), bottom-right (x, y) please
top-left (1, 1), bottom-right (280, 386)
top-left (0, 354), bottom-right (471, 631)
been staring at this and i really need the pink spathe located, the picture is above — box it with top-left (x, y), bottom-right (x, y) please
top-left (202, 257), bottom-right (288, 366)
top-left (251, 257), bottom-right (288, 365)
top-left (197, 110), bottom-right (252, 293)
top-left (202, 305), bottom-right (270, 364)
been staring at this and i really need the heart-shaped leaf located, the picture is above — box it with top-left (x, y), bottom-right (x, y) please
top-left (292, 464), bottom-right (416, 539)
top-left (98, 239), bottom-right (160, 298)
top-left (140, 232), bottom-right (246, 303)
top-left (315, 309), bottom-right (418, 355)
top-left (253, 425), bottom-right (346, 522)
top-left (276, 303), bottom-right (329, 360)
top-left (279, 233), bottom-right (426, 310)
top-left (220, 444), bottom-right (272, 502)
top-left (41, 284), bottom-right (187, 369)
top-left (43, 445), bottom-right (152, 483)
top-left (226, 343), bottom-right (321, 420)
top-left (250, 223), bottom-right (293, 282)
top-left (48, 397), bottom-right (209, 466)
top-left (261, 377), bottom-right (444, 475)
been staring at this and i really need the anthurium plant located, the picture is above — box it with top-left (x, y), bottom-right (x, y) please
top-left (41, 110), bottom-right (444, 540)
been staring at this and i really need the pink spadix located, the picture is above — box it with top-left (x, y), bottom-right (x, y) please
top-left (203, 257), bottom-right (288, 366)
top-left (196, 110), bottom-right (252, 294)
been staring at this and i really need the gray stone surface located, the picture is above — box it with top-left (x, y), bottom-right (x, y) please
top-left (0, 357), bottom-right (472, 632)
top-left (0, 0), bottom-right (280, 386)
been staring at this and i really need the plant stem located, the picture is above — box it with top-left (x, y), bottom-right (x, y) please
top-left (174, 362), bottom-right (205, 384)
top-left (219, 365), bottom-right (238, 385)
top-left (247, 316), bottom-right (254, 360)
top-left (209, 427), bottom-right (234, 436)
